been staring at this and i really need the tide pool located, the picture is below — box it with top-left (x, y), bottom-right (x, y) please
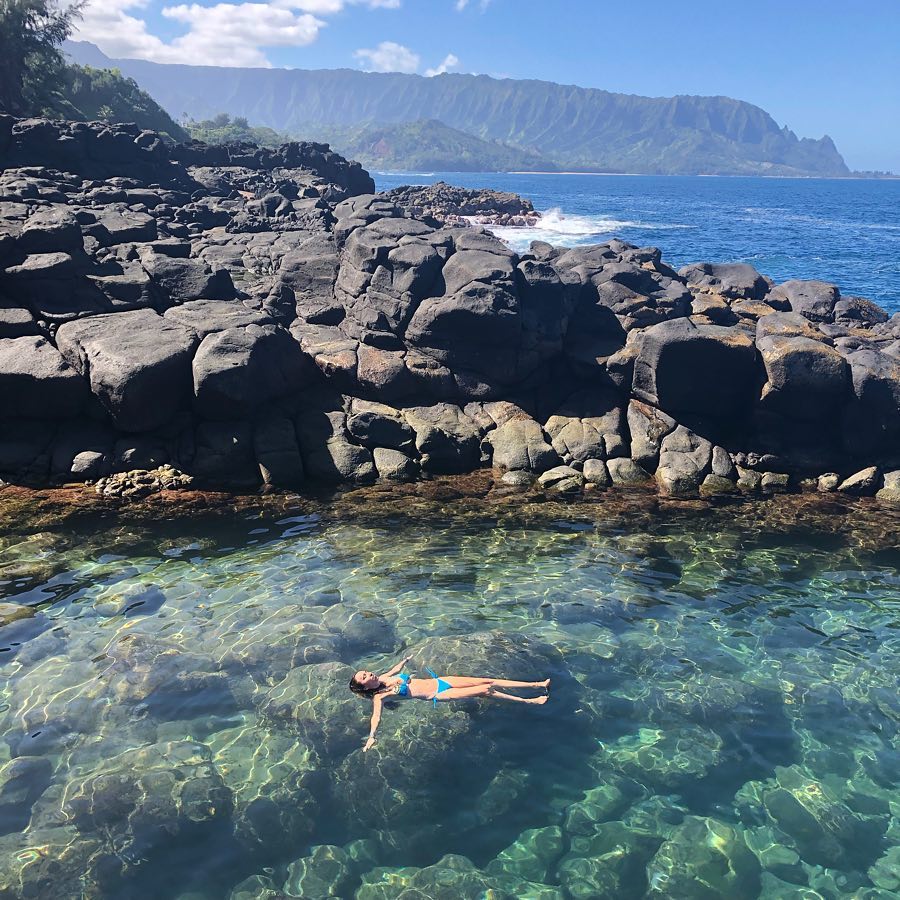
top-left (0, 489), bottom-right (898, 898)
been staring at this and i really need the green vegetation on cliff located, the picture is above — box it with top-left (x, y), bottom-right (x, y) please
top-left (0, 0), bottom-right (186, 139)
top-left (60, 64), bottom-right (188, 139)
top-left (0, 0), bottom-right (81, 115)
top-left (184, 113), bottom-right (288, 147)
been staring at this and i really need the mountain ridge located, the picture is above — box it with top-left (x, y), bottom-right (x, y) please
top-left (64, 40), bottom-right (849, 177)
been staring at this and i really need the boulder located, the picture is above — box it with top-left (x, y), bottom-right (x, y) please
top-left (626, 399), bottom-right (677, 471)
top-left (404, 404), bottom-right (482, 474)
top-left (164, 299), bottom-right (273, 338)
top-left (843, 349), bottom-right (900, 457)
top-left (655, 426), bottom-right (713, 498)
top-left (87, 209), bottom-right (157, 247)
top-left (56, 310), bottom-right (198, 431)
top-left (582, 458), bottom-right (610, 487)
top-left (295, 407), bottom-right (375, 483)
top-left (606, 458), bottom-right (652, 485)
top-left (501, 469), bottom-right (533, 487)
top-left (833, 296), bottom-right (889, 327)
top-left (632, 318), bottom-right (758, 423)
top-left (876, 470), bottom-right (900, 504)
top-left (711, 445), bottom-right (736, 479)
top-left (756, 311), bottom-right (824, 341)
top-left (516, 257), bottom-right (580, 370)
top-left (760, 471), bottom-right (790, 493)
top-left (0, 336), bottom-right (87, 418)
top-left (699, 473), bottom-right (737, 495)
top-left (192, 324), bottom-right (316, 420)
top-left (678, 262), bottom-right (771, 300)
top-left (50, 421), bottom-right (114, 481)
top-left (817, 472), bottom-right (840, 492)
top-left (112, 436), bottom-right (169, 471)
top-left (736, 466), bottom-right (762, 493)
top-left (19, 206), bottom-right (83, 254)
top-left (544, 389), bottom-right (627, 462)
top-left (837, 466), bottom-right (879, 496)
top-left (757, 333), bottom-right (849, 419)
top-left (86, 261), bottom-right (165, 312)
top-left (70, 449), bottom-right (107, 479)
top-left (563, 286), bottom-right (627, 376)
top-left (5, 250), bottom-right (81, 280)
top-left (769, 279), bottom-right (839, 323)
top-left (346, 399), bottom-right (415, 450)
top-left (0, 304), bottom-right (39, 338)
top-left (141, 250), bottom-right (235, 303)
top-left (538, 465), bottom-right (584, 493)
top-left (485, 417), bottom-right (559, 473)
top-left (373, 447), bottom-right (418, 481)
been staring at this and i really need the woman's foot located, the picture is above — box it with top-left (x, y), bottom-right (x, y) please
top-left (528, 695), bottom-right (549, 705)
top-left (538, 678), bottom-right (551, 690)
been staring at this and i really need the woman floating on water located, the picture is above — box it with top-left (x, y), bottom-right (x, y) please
top-left (349, 655), bottom-right (551, 751)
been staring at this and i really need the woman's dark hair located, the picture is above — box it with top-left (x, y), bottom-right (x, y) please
top-left (349, 676), bottom-right (382, 697)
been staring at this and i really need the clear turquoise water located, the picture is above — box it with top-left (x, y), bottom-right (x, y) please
top-left (0, 494), bottom-right (899, 898)
top-left (374, 172), bottom-right (900, 314)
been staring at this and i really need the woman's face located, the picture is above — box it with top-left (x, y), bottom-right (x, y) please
top-left (354, 670), bottom-right (379, 690)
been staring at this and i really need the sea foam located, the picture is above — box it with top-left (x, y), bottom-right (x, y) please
top-left (489, 207), bottom-right (690, 251)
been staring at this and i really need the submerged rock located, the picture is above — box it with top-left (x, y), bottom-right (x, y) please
top-left (645, 816), bottom-right (761, 899)
top-left (604, 725), bottom-right (723, 789)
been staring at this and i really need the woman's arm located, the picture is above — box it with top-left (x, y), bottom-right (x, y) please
top-left (379, 655), bottom-right (412, 679)
top-left (363, 694), bottom-right (385, 752)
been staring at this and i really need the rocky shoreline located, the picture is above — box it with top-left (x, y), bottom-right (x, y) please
top-left (383, 182), bottom-right (541, 228)
top-left (1, 117), bottom-right (899, 505)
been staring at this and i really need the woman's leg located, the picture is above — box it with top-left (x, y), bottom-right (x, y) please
top-left (488, 678), bottom-right (551, 690)
top-left (435, 684), bottom-right (493, 701)
top-left (444, 677), bottom-right (550, 690)
top-left (444, 677), bottom-right (494, 688)
top-left (488, 687), bottom-right (548, 705)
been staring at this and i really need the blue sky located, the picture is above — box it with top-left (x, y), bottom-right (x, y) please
top-left (75, 0), bottom-right (900, 171)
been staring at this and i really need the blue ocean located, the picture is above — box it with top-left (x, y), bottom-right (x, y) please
top-left (375, 173), bottom-right (900, 314)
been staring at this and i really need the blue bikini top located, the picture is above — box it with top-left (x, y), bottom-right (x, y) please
top-left (395, 673), bottom-right (411, 697)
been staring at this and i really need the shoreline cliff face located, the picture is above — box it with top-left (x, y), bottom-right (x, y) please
top-left (1, 118), bottom-right (898, 503)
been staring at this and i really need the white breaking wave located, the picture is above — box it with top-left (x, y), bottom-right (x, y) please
top-left (489, 207), bottom-right (692, 251)
top-left (373, 171), bottom-right (435, 178)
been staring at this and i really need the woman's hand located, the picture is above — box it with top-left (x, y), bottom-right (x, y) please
top-left (363, 736), bottom-right (376, 752)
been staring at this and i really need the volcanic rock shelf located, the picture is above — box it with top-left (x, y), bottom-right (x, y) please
top-left (1, 117), bottom-right (898, 500)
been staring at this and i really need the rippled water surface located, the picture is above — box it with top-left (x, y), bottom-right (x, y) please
top-left (374, 172), bottom-right (900, 314)
top-left (1, 496), bottom-right (899, 898)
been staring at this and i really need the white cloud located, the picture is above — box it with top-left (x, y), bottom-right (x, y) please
top-left (354, 41), bottom-right (419, 73)
top-left (72, 0), bottom-right (400, 67)
top-left (161, 4), bottom-right (325, 66)
top-left (425, 52), bottom-right (459, 77)
top-left (455, 0), bottom-right (491, 9)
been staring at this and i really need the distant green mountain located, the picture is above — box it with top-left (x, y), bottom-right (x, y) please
top-left (64, 41), bottom-right (850, 176)
top-left (313, 119), bottom-right (556, 172)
